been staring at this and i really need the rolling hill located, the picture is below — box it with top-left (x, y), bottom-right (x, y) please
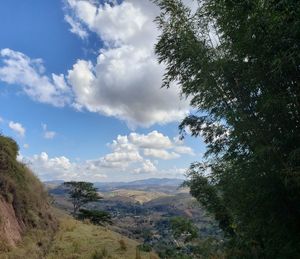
top-left (2, 210), bottom-right (158, 259)
top-left (104, 189), bottom-right (171, 204)
top-left (0, 136), bottom-right (158, 258)
top-left (93, 178), bottom-right (184, 193)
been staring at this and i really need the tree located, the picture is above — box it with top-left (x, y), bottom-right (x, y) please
top-left (77, 209), bottom-right (112, 225)
top-left (154, 0), bottom-right (300, 257)
top-left (64, 181), bottom-right (102, 215)
top-left (170, 217), bottom-right (198, 243)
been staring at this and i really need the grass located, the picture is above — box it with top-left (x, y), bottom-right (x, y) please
top-left (45, 215), bottom-right (157, 259)
top-left (0, 228), bottom-right (55, 259)
top-left (0, 136), bottom-right (159, 258)
top-left (1, 212), bottom-right (159, 259)
top-left (0, 136), bottom-right (57, 229)
top-left (0, 136), bottom-right (57, 254)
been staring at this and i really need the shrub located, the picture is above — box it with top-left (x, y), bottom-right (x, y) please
top-left (91, 247), bottom-right (109, 259)
top-left (119, 239), bottom-right (127, 251)
top-left (77, 209), bottom-right (112, 226)
top-left (137, 243), bottom-right (152, 252)
top-left (0, 135), bottom-right (58, 249)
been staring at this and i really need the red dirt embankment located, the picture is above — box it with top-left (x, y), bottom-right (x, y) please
top-left (0, 198), bottom-right (23, 246)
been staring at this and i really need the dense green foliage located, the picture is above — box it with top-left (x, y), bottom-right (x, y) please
top-left (154, 0), bottom-right (300, 257)
top-left (64, 181), bottom-right (102, 215)
top-left (77, 209), bottom-right (112, 225)
top-left (137, 243), bottom-right (152, 252)
top-left (170, 216), bottom-right (198, 242)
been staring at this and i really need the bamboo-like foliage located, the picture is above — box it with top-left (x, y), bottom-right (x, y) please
top-left (154, 0), bottom-right (300, 257)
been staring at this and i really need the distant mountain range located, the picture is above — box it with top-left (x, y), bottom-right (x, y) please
top-left (44, 180), bottom-right (64, 186)
top-left (45, 178), bottom-right (185, 194)
top-left (94, 178), bottom-right (184, 189)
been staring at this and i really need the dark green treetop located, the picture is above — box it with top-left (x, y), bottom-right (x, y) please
top-left (64, 181), bottom-right (102, 215)
top-left (170, 216), bottom-right (198, 243)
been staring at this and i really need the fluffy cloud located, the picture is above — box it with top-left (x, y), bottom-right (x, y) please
top-left (21, 130), bottom-right (193, 181)
top-left (99, 150), bottom-right (142, 169)
top-left (0, 1), bottom-right (191, 128)
top-left (9, 121), bottom-right (25, 137)
top-left (143, 149), bottom-right (180, 160)
top-left (67, 44), bottom-right (188, 128)
top-left (42, 123), bottom-right (56, 139)
top-left (100, 131), bottom-right (193, 170)
top-left (23, 150), bottom-right (185, 181)
top-left (173, 146), bottom-right (195, 155)
top-left (96, 134), bottom-right (142, 169)
top-left (64, 14), bottom-right (88, 39)
top-left (0, 49), bottom-right (71, 107)
top-left (23, 152), bottom-right (107, 181)
top-left (134, 160), bottom-right (157, 174)
top-left (128, 131), bottom-right (172, 149)
top-left (65, 0), bottom-right (190, 127)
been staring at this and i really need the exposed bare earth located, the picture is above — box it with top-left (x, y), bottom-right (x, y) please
top-left (0, 198), bottom-right (23, 247)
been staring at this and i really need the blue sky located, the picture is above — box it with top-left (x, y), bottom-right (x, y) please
top-left (0, 0), bottom-right (205, 182)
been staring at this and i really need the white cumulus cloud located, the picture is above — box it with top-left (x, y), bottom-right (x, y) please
top-left (173, 146), bottom-right (195, 155)
top-left (143, 149), bottom-right (180, 160)
top-left (0, 1), bottom-right (191, 128)
top-left (23, 152), bottom-right (107, 181)
top-left (0, 48), bottom-right (71, 107)
top-left (9, 121), bottom-right (25, 137)
top-left (64, 0), bottom-right (190, 127)
top-left (20, 130), bottom-right (194, 181)
top-left (64, 14), bottom-right (88, 39)
top-left (134, 160), bottom-right (157, 174)
top-left (99, 130), bottom-right (194, 169)
top-left (42, 123), bottom-right (57, 139)
top-left (128, 131), bottom-right (173, 149)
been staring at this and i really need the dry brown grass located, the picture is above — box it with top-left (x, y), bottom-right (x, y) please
top-left (45, 216), bottom-right (158, 259)
top-left (0, 136), bottom-right (159, 259)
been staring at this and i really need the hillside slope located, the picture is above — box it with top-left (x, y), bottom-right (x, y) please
top-left (48, 214), bottom-right (158, 259)
top-left (107, 189), bottom-right (171, 204)
top-left (2, 211), bottom-right (158, 259)
top-left (0, 136), bottom-right (158, 258)
top-left (0, 136), bottom-right (57, 252)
